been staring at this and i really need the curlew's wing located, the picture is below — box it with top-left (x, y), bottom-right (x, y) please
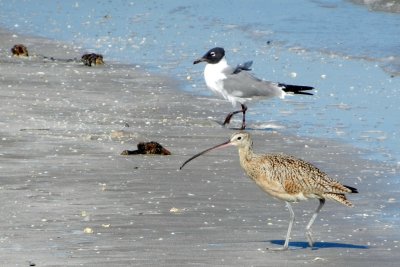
top-left (263, 154), bottom-right (353, 195)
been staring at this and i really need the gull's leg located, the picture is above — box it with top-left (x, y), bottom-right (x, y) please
top-left (240, 103), bottom-right (247, 130)
top-left (268, 201), bottom-right (294, 251)
top-left (305, 199), bottom-right (325, 248)
top-left (223, 103), bottom-right (248, 129)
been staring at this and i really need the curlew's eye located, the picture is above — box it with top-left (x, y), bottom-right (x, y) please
top-left (237, 136), bottom-right (242, 140)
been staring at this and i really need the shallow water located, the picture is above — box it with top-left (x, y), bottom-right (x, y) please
top-left (0, 0), bottom-right (399, 163)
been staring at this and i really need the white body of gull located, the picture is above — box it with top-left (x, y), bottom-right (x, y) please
top-left (194, 47), bottom-right (314, 129)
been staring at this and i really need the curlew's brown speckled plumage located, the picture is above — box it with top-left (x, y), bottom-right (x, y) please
top-left (180, 131), bottom-right (358, 250)
top-left (238, 138), bottom-right (355, 207)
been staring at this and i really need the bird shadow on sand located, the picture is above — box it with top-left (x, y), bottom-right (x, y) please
top-left (269, 240), bottom-right (369, 250)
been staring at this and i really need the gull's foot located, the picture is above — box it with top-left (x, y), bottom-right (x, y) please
top-left (223, 113), bottom-right (234, 126)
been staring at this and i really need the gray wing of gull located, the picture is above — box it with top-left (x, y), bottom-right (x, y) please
top-left (222, 68), bottom-right (284, 99)
top-left (233, 61), bottom-right (253, 74)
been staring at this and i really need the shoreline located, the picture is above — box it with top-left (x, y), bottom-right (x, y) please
top-left (1, 28), bottom-right (399, 266)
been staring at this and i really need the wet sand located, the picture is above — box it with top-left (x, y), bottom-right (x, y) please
top-left (1, 29), bottom-right (399, 266)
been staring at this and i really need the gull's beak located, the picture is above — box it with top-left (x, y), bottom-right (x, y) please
top-left (180, 139), bottom-right (233, 170)
top-left (193, 57), bottom-right (206, 65)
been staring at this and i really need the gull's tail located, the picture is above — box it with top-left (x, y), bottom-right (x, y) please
top-left (280, 83), bottom-right (314, 96)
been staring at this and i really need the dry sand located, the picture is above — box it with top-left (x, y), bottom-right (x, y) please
top-left (1, 28), bottom-right (399, 266)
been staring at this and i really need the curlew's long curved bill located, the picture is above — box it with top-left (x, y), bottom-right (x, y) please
top-left (180, 140), bottom-right (232, 170)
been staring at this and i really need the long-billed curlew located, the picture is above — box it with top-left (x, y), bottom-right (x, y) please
top-left (180, 131), bottom-right (358, 250)
top-left (193, 47), bottom-right (314, 129)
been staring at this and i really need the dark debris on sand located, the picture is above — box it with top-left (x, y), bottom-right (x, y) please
top-left (121, 141), bottom-right (171, 155)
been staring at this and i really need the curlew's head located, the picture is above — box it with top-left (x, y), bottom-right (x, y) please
top-left (228, 131), bottom-right (252, 148)
top-left (179, 131), bottom-right (251, 170)
top-left (193, 47), bottom-right (225, 65)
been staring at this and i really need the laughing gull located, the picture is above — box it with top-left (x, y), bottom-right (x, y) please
top-left (193, 47), bottom-right (314, 129)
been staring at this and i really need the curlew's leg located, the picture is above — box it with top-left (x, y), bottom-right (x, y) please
top-left (268, 201), bottom-right (295, 251)
top-left (223, 103), bottom-right (248, 130)
top-left (305, 198), bottom-right (325, 248)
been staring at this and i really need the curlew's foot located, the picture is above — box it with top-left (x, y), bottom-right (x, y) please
top-left (266, 246), bottom-right (289, 251)
top-left (266, 245), bottom-right (303, 251)
top-left (306, 231), bottom-right (315, 248)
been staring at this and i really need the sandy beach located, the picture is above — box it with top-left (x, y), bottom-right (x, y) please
top-left (1, 28), bottom-right (399, 266)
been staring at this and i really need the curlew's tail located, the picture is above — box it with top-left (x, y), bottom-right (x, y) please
top-left (324, 184), bottom-right (357, 207)
top-left (344, 185), bottom-right (358, 193)
top-left (280, 83), bottom-right (314, 96)
top-left (325, 193), bottom-right (354, 207)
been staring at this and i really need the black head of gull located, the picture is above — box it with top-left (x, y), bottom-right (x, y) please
top-left (193, 47), bottom-right (225, 65)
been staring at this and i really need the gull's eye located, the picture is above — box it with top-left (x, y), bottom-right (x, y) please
top-left (210, 52), bottom-right (216, 57)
